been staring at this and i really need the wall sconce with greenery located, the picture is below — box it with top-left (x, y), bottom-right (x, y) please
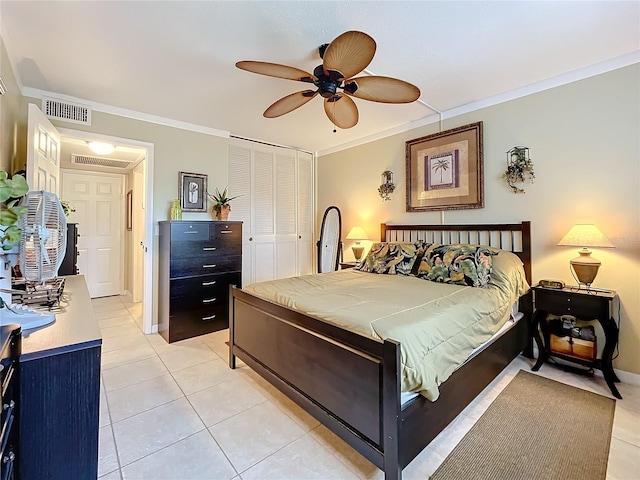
top-left (502, 146), bottom-right (535, 193)
top-left (378, 170), bottom-right (395, 201)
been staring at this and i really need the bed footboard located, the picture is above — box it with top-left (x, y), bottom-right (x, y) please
top-left (229, 286), bottom-right (401, 477)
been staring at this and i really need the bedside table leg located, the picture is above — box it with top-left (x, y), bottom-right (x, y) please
top-left (531, 309), bottom-right (547, 371)
top-left (599, 316), bottom-right (622, 399)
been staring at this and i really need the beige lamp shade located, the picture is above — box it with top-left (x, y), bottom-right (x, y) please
top-left (557, 224), bottom-right (614, 288)
top-left (346, 226), bottom-right (369, 262)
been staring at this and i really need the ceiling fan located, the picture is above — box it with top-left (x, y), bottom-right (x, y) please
top-left (236, 31), bottom-right (421, 129)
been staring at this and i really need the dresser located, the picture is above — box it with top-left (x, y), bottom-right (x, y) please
top-left (0, 324), bottom-right (21, 480)
top-left (158, 221), bottom-right (242, 343)
top-left (18, 275), bottom-right (101, 480)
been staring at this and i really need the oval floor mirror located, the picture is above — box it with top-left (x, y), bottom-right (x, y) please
top-left (317, 206), bottom-right (342, 273)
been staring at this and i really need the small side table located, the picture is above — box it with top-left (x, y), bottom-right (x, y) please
top-left (340, 262), bottom-right (358, 270)
top-left (531, 284), bottom-right (621, 399)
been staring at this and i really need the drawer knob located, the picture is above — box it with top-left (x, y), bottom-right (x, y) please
top-left (202, 314), bottom-right (217, 321)
top-left (202, 281), bottom-right (217, 286)
top-left (184, 231), bottom-right (199, 235)
top-left (202, 247), bottom-right (217, 251)
top-left (221, 230), bottom-right (233, 234)
top-left (203, 264), bottom-right (217, 268)
top-left (202, 298), bottom-right (217, 303)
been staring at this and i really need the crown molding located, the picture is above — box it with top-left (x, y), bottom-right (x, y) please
top-left (316, 51), bottom-right (640, 157)
top-left (22, 87), bottom-right (230, 138)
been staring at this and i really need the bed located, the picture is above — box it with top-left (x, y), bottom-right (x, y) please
top-left (229, 222), bottom-right (533, 479)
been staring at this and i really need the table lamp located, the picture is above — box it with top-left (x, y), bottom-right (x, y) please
top-left (346, 226), bottom-right (368, 263)
top-left (557, 224), bottom-right (614, 290)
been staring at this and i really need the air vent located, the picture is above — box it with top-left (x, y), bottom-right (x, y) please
top-left (71, 155), bottom-right (132, 169)
top-left (42, 96), bottom-right (91, 125)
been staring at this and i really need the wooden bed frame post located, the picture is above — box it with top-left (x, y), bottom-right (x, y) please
top-left (383, 339), bottom-right (402, 480)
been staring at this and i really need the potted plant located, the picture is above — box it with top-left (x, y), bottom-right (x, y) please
top-left (0, 169), bottom-right (28, 253)
top-left (206, 186), bottom-right (240, 221)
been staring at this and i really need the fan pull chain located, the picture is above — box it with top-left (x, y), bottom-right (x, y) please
top-left (333, 98), bottom-right (337, 133)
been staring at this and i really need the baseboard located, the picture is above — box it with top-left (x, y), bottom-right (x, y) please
top-left (531, 346), bottom-right (640, 386)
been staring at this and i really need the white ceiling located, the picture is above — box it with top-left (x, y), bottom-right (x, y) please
top-left (2, 1), bottom-right (639, 154)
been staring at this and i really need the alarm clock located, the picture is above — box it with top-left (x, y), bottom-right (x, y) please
top-left (538, 279), bottom-right (565, 289)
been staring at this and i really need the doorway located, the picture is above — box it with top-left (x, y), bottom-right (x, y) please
top-left (58, 128), bottom-right (155, 334)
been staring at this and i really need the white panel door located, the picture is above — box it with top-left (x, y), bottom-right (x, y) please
top-left (275, 152), bottom-right (297, 279)
top-left (228, 144), bottom-right (253, 285)
top-left (297, 151), bottom-right (314, 275)
top-left (26, 103), bottom-right (60, 194)
top-left (252, 150), bottom-right (276, 283)
top-left (61, 170), bottom-right (124, 298)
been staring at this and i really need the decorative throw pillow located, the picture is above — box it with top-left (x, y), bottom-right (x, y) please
top-left (414, 243), bottom-right (497, 287)
top-left (355, 242), bottom-right (421, 275)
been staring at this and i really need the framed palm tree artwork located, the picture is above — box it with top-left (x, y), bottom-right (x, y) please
top-left (406, 122), bottom-right (484, 212)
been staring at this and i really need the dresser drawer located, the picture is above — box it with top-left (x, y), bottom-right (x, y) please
top-left (210, 223), bottom-right (242, 244)
top-left (170, 241), bottom-right (241, 259)
top-left (535, 289), bottom-right (609, 319)
top-left (168, 305), bottom-right (229, 343)
top-left (170, 222), bottom-right (210, 241)
top-left (170, 255), bottom-right (241, 278)
top-left (170, 273), bottom-right (240, 310)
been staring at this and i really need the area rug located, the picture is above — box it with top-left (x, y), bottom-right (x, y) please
top-left (429, 370), bottom-right (615, 480)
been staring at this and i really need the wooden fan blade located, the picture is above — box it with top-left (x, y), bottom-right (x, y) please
top-left (324, 95), bottom-right (358, 129)
top-left (323, 31), bottom-right (376, 79)
top-left (264, 90), bottom-right (318, 118)
top-left (345, 76), bottom-right (421, 103)
top-left (236, 61), bottom-right (316, 83)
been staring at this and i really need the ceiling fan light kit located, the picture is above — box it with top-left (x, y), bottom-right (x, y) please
top-left (236, 31), bottom-right (421, 130)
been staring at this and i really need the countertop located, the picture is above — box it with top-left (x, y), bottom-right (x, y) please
top-left (19, 275), bottom-right (102, 362)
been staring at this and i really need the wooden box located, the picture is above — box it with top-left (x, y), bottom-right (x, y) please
top-left (550, 334), bottom-right (596, 362)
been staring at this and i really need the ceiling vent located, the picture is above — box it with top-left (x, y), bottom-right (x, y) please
top-left (42, 96), bottom-right (92, 125)
top-left (71, 155), bottom-right (133, 169)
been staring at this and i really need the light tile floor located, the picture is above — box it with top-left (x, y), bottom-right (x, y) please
top-left (94, 295), bottom-right (640, 480)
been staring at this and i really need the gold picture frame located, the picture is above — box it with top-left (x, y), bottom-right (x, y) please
top-left (406, 121), bottom-right (484, 212)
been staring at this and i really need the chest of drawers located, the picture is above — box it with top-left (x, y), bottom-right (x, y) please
top-left (159, 221), bottom-right (242, 343)
top-left (0, 324), bottom-right (20, 480)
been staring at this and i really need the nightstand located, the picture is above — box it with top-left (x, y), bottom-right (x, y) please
top-left (339, 262), bottom-right (358, 270)
top-left (531, 284), bottom-right (621, 399)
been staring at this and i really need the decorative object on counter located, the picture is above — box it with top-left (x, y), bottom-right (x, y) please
top-left (60, 200), bottom-right (76, 217)
top-left (557, 224), bottom-right (615, 290)
top-left (170, 198), bottom-right (182, 220)
top-left (207, 186), bottom-right (240, 221)
top-left (179, 171), bottom-right (208, 212)
top-left (406, 122), bottom-right (484, 212)
top-left (0, 170), bottom-right (28, 251)
top-left (346, 226), bottom-right (369, 263)
top-left (378, 170), bottom-right (395, 201)
top-left (503, 146), bottom-right (535, 193)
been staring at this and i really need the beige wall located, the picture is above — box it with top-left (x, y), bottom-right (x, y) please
top-left (18, 95), bottom-right (229, 324)
top-left (0, 36), bottom-right (22, 173)
top-left (317, 64), bottom-right (640, 375)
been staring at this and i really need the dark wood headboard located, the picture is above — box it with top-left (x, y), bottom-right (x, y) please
top-left (380, 221), bottom-right (532, 285)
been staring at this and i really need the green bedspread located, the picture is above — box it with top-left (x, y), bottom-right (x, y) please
top-left (243, 250), bottom-right (529, 401)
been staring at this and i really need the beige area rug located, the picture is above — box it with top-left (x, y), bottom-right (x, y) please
top-left (430, 370), bottom-right (615, 480)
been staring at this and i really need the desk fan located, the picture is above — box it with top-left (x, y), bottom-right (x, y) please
top-left (0, 191), bottom-right (67, 329)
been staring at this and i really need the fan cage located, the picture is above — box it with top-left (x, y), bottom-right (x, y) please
top-left (18, 191), bottom-right (67, 282)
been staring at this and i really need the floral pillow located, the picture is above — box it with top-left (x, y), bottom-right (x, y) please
top-left (414, 243), bottom-right (497, 287)
top-left (355, 242), bottom-right (421, 275)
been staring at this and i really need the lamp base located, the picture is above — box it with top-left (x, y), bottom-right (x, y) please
top-left (570, 248), bottom-right (601, 290)
top-left (352, 245), bottom-right (364, 262)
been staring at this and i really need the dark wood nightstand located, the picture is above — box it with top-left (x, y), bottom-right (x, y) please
top-left (531, 284), bottom-right (621, 399)
top-left (339, 262), bottom-right (358, 270)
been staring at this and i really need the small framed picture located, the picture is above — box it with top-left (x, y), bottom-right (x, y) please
top-left (179, 171), bottom-right (208, 212)
top-left (126, 190), bottom-right (133, 231)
